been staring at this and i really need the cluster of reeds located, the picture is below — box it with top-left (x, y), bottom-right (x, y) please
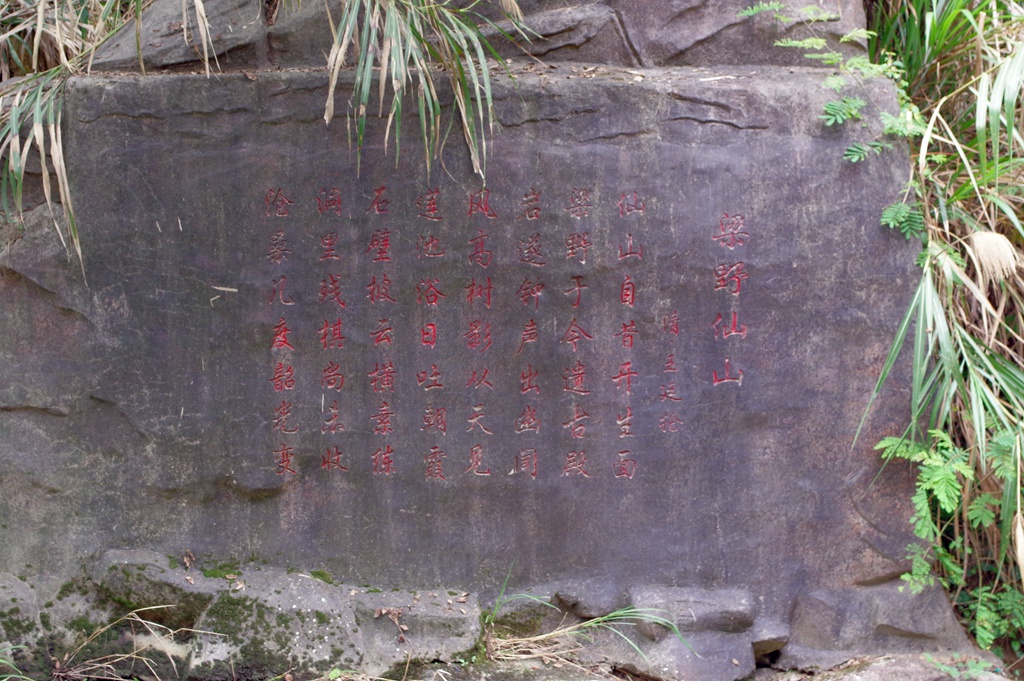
top-left (1, 0), bottom-right (523, 273)
top-left (867, 0), bottom-right (1024, 662)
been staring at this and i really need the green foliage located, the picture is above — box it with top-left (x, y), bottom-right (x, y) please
top-left (736, 2), bottom-right (784, 18)
top-left (925, 653), bottom-right (1000, 679)
top-left (820, 96), bottom-right (866, 126)
top-left (880, 202), bottom-right (926, 239)
top-left (2, 0), bottom-right (525, 277)
top-left (756, 8), bottom-right (907, 157)
top-left (774, 37), bottom-right (828, 51)
top-left (310, 569), bottom-right (334, 585)
top-left (806, 0), bottom-right (1024, 660)
top-left (844, 140), bottom-right (892, 162)
top-left (0, 645), bottom-right (32, 681)
top-left (323, 0), bottom-right (524, 180)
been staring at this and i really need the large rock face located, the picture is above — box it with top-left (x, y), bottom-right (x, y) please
top-left (0, 1), bottom-right (972, 679)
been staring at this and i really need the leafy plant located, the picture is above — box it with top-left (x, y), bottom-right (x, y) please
top-left (324, 0), bottom-right (525, 180)
top-left (1, 0), bottom-right (525, 276)
top-left (880, 201), bottom-right (926, 240)
top-left (844, 139), bottom-right (892, 162)
top-left (744, 0), bottom-right (1024, 661)
top-left (0, 645), bottom-right (32, 681)
top-left (862, 0), bottom-right (1024, 663)
top-left (820, 96), bottom-right (868, 125)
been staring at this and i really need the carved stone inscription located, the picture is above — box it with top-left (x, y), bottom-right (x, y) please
top-left (48, 69), bottom-right (918, 598)
top-left (258, 184), bottom-right (751, 483)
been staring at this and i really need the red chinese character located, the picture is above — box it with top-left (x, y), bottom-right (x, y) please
top-left (422, 405), bottom-right (447, 434)
top-left (519, 188), bottom-right (542, 221)
top-left (659, 381), bottom-right (682, 402)
top-left (319, 273), bottom-right (346, 308)
top-left (516, 448), bottom-right (538, 478)
top-left (270, 275), bottom-right (295, 305)
top-left (712, 213), bottom-right (748, 249)
top-left (468, 229), bottom-right (493, 268)
top-left (416, 365), bottom-right (444, 390)
top-left (518, 233), bottom-right (546, 267)
top-left (613, 453), bottom-right (637, 479)
top-left (317, 187), bottom-right (342, 216)
top-left (372, 445), bottom-right (396, 476)
top-left (664, 353), bottom-right (679, 373)
top-left (714, 262), bottom-right (749, 295)
top-left (564, 275), bottom-right (588, 309)
top-left (424, 446), bottom-right (448, 480)
top-left (659, 412), bottom-right (684, 433)
top-left (322, 361), bottom-right (345, 391)
top-left (320, 318), bottom-right (346, 349)
top-left (464, 320), bottom-right (493, 353)
top-left (565, 232), bottom-right (592, 263)
top-left (616, 320), bottom-right (637, 348)
top-left (322, 446), bottom-right (348, 472)
top-left (563, 451), bottom-right (590, 477)
top-left (617, 407), bottom-right (634, 438)
top-left (616, 190), bottom-right (645, 217)
top-left (618, 233), bottom-right (643, 260)
top-left (417, 234), bottom-right (445, 258)
top-left (267, 230), bottom-right (291, 264)
top-left (322, 399), bottom-right (344, 433)
top-left (271, 318), bottom-right (294, 350)
top-left (416, 278), bottom-right (447, 306)
top-left (518, 319), bottom-right (538, 354)
top-left (416, 188), bottom-right (443, 221)
top-left (464, 444), bottom-right (491, 476)
top-left (468, 188), bottom-right (498, 218)
top-left (520, 365), bottom-right (540, 394)
top-left (516, 278), bottom-right (545, 309)
top-left (368, 360), bottom-right (396, 392)
top-left (466, 369), bottom-right (493, 390)
top-left (662, 310), bottom-right (680, 336)
top-left (370, 318), bottom-right (393, 346)
top-left (269, 362), bottom-right (295, 391)
top-left (566, 187), bottom-right (591, 219)
top-left (320, 232), bottom-right (340, 260)
top-left (274, 443), bottom-right (297, 475)
top-left (366, 275), bottom-right (397, 304)
top-left (711, 312), bottom-right (748, 339)
top-left (562, 360), bottom-right (590, 395)
top-left (561, 318), bottom-right (593, 352)
top-left (620, 275), bottom-right (635, 307)
top-left (465, 277), bottom-right (492, 309)
top-left (712, 358), bottom-right (743, 386)
top-left (265, 188), bottom-right (294, 217)
top-left (467, 403), bottom-right (493, 434)
top-left (272, 400), bottom-right (298, 433)
top-left (421, 323), bottom-right (437, 348)
top-left (562, 403), bottom-right (589, 439)
top-left (366, 186), bottom-right (389, 214)
top-left (366, 229), bottom-right (392, 262)
top-left (514, 405), bottom-right (540, 434)
top-left (611, 361), bottom-right (638, 395)
top-left (371, 401), bottom-right (395, 436)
